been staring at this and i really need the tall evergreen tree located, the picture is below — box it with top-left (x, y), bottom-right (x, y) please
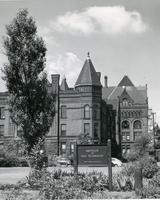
top-left (2, 9), bottom-right (55, 156)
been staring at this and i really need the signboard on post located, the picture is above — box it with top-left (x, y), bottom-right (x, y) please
top-left (77, 145), bottom-right (108, 166)
top-left (74, 140), bottom-right (112, 191)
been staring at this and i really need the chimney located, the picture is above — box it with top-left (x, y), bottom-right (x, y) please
top-left (96, 72), bottom-right (101, 81)
top-left (104, 76), bottom-right (108, 88)
top-left (51, 74), bottom-right (60, 94)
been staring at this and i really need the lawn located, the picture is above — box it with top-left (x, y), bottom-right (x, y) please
top-left (0, 166), bottom-right (121, 184)
top-left (0, 166), bottom-right (137, 199)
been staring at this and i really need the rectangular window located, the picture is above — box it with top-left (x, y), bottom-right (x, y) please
top-left (126, 132), bottom-right (130, 141)
top-left (70, 143), bottom-right (74, 154)
top-left (122, 132), bottom-right (126, 141)
top-left (61, 106), bottom-right (67, 118)
top-left (61, 124), bottom-right (66, 136)
top-left (0, 107), bottom-right (5, 119)
top-left (122, 146), bottom-right (126, 154)
top-left (134, 131), bottom-right (142, 141)
top-left (126, 146), bottom-right (130, 154)
top-left (84, 123), bottom-right (90, 134)
top-left (0, 125), bottom-right (4, 137)
top-left (94, 123), bottom-right (98, 138)
top-left (9, 124), bottom-right (15, 136)
top-left (122, 132), bottom-right (130, 141)
top-left (61, 142), bottom-right (66, 155)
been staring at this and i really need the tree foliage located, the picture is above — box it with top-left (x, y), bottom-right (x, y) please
top-left (2, 9), bottom-right (55, 154)
top-left (78, 133), bottom-right (94, 144)
top-left (127, 133), bottom-right (152, 162)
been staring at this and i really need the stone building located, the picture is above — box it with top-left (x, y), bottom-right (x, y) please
top-left (0, 55), bottom-right (148, 157)
top-left (0, 55), bottom-right (116, 156)
top-left (102, 75), bottom-right (148, 156)
top-left (47, 54), bottom-right (116, 155)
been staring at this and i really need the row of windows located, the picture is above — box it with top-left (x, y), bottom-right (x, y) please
top-left (61, 105), bottom-right (100, 119)
top-left (122, 131), bottom-right (142, 141)
top-left (61, 142), bottom-right (74, 155)
top-left (121, 120), bottom-right (142, 129)
top-left (121, 111), bottom-right (142, 118)
top-left (121, 98), bottom-right (132, 107)
top-left (61, 123), bottom-right (99, 138)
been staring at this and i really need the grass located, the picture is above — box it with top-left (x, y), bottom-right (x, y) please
top-left (0, 166), bottom-right (137, 199)
top-left (0, 165), bottom-right (121, 184)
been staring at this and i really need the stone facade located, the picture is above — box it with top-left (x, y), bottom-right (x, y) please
top-left (0, 56), bottom-right (148, 158)
top-left (46, 55), bottom-right (116, 155)
top-left (102, 75), bottom-right (148, 157)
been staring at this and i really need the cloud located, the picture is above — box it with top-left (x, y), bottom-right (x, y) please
top-left (46, 52), bottom-right (83, 87)
top-left (52, 6), bottom-right (147, 35)
top-left (38, 25), bottom-right (57, 46)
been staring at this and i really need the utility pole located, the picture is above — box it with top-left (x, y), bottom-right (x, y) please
top-left (152, 112), bottom-right (156, 160)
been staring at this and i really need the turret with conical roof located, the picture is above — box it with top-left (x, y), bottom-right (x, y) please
top-left (75, 53), bottom-right (102, 88)
top-left (60, 75), bottom-right (69, 91)
top-left (74, 53), bottom-right (102, 141)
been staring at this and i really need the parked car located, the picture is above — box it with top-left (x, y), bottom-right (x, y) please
top-left (112, 157), bottom-right (122, 167)
top-left (57, 157), bottom-right (71, 166)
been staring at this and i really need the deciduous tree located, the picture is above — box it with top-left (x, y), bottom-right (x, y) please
top-left (2, 9), bottom-right (55, 166)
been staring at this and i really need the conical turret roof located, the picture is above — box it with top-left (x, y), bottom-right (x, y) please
top-left (75, 53), bottom-right (102, 87)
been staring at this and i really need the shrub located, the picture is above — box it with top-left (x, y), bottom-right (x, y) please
top-left (39, 174), bottom-right (87, 199)
top-left (112, 172), bottom-right (134, 191)
top-left (0, 156), bottom-right (28, 167)
top-left (19, 157), bottom-right (29, 167)
top-left (47, 155), bottom-right (57, 167)
top-left (142, 157), bottom-right (159, 179)
top-left (27, 170), bottom-right (109, 199)
top-left (77, 171), bottom-right (108, 194)
top-left (142, 170), bottom-right (160, 198)
top-left (0, 156), bottom-right (19, 167)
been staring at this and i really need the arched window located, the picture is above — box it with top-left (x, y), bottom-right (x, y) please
top-left (122, 121), bottom-right (130, 141)
top-left (122, 98), bottom-right (129, 107)
top-left (133, 120), bottom-right (142, 140)
top-left (84, 105), bottom-right (90, 119)
top-left (122, 120), bottom-right (130, 129)
top-left (133, 120), bottom-right (142, 129)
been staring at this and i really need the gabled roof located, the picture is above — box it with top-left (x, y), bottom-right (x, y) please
top-left (75, 55), bottom-right (102, 87)
top-left (126, 86), bottom-right (146, 104)
top-left (120, 88), bottom-right (133, 102)
top-left (60, 76), bottom-right (69, 91)
top-left (102, 85), bottom-right (147, 104)
top-left (118, 75), bottom-right (134, 87)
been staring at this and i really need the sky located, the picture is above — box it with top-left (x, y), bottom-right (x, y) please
top-left (0, 0), bottom-right (160, 124)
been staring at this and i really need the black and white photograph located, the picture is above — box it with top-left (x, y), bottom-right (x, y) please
top-left (0, 0), bottom-right (160, 199)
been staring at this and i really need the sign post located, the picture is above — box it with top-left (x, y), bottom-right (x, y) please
top-left (74, 142), bottom-right (112, 191)
top-left (107, 139), bottom-right (112, 191)
top-left (74, 141), bottom-right (78, 176)
top-left (77, 145), bottom-right (108, 166)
